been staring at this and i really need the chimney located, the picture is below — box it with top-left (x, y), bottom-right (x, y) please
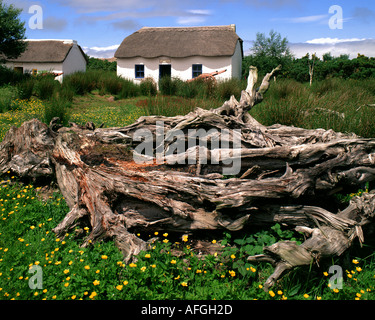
top-left (230, 24), bottom-right (236, 32)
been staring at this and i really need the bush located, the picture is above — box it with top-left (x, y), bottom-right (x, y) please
top-left (159, 76), bottom-right (178, 96)
top-left (36, 77), bottom-right (59, 100)
top-left (43, 97), bottom-right (71, 126)
top-left (117, 80), bottom-right (140, 99)
top-left (59, 83), bottom-right (75, 102)
top-left (0, 86), bottom-right (17, 112)
top-left (215, 78), bottom-right (242, 101)
top-left (17, 79), bottom-right (35, 100)
top-left (0, 65), bottom-right (30, 86)
top-left (140, 78), bottom-right (157, 96)
top-left (63, 71), bottom-right (96, 95)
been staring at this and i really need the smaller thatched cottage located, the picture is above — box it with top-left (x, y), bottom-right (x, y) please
top-left (4, 39), bottom-right (87, 81)
top-left (115, 25), bottom-right (243, 83)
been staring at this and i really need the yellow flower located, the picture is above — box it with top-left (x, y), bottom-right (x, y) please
top-left (140, 266), bottom-right (146, 272)
top-left (352, 259), bottom-right (359, 264)
top-left (229, 270), bottom-right (236, 277)
top-left (277, 290), bottom-right (283, 295)
top-left (170, 260), bottom-right (177, 264)
top-left (151, 264), bottom-right (156, 268)
top-left (93, 280), bottom-right (100, 286)
top-left (116, 285), bottom-right (123, 291)
top-left (154, 232), bottom-right (159, 236)
top-left (63, 269), bottom-right (69, 274)
top-left (163, 239), bottom-right (169, 243)
top-left (129, 263), bottom-right (137, 268)
top-left (303, 294), bottom-right (309, 299)
top-left (356, 293), bottom-right (361, 298)
top-left (181, 282), bottom-right (188, 287)
top-left (101, 255), bottom-right (108, 260)
top-left (163, 233), bottom-right (168, 237)
top-left (196, 269), bottom-right (202, 274)
top-left (268, 290), bottom-right (275, 297)
top-left (89, 291), bottom-right (97, 299)
top-left (71, 295), bottom-right (76, 300)
top-left (356, 267), bottom-right (362, 272)
top-left (333, 288), bottom-right (339, 293)
top-left (347, 274), bottom-right (353, 278)
top-left (250, 267), bottom-right (256, 273)
top-left (144, 254), bottom-right (151, 258)
top-left (323, 272), bottom-right (329, 277)
top-left (84, 265), bottom-right (90, 270)
top-left (230, 254), bottom-right (236, 259)
top-left (258, 284), bottom-right (263, 289)
top-left (317, 296), bottom-right (322, 300)
top-left (30, 226), bottom-right (35, 230)
top-left (182, 235), bottom-right (188, 242)
top-left (64, 282), bottom-right (69, 287)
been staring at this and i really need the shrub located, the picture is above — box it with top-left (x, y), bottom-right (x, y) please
top-left (159, 76), bottom-right (178, 96)
top-left (36, 77), bottom-right (59, 100)
top-left (63, 71), bottom-right (96, 95)
top-left (44, 97), bottom-right (71, 126)
top-left (0, 86), bottom-right (17, 112)
top-left (59, 83), bottom-right (75, 102)
top-left (0, 65), bottom-right (30, 86)
top-left (215, 79), bottom-right (242, 101)
top-left (117, 80), bottom-right (140, 99)
top-left (102, 76), bottom-right (123, 95)
top-left (17, 79), bottom-right (35, 100)
top-left (140, 78), bottom-right (157, 96)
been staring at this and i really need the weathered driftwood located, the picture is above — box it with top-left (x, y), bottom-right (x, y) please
top-left (1, 65), bottom-right (375, 290)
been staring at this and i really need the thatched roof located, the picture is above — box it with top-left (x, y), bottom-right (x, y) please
top-left (7, 40), bottom-right (86, 63)
top-left (115, 25), bottom-right (243, 59)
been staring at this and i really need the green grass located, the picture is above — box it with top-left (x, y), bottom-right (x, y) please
top-left (0, 178), bottom-right (374, 300)
top-left (1, 75), bottom-right (375, 300)
top-left (251, 78), bottom-right (375, 138)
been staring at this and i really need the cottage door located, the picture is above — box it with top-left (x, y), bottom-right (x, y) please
top-left (159, 64), bottom-right (171, 79)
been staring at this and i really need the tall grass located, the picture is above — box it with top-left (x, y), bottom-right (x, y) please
top-left (250, 78), bottom-right (375, 138)
top-left (43, 97), bottom-right (71, 126)
top-left (16, 79), bottom-right (35, 100)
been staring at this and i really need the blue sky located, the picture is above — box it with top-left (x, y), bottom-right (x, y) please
top-left (6, 0), bottom-right (375, 58)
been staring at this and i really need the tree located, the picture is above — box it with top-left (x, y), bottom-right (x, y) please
top-left (243, 30), bottom-right (293, 78)
top-left (0, 0), bottom-right (27, 63)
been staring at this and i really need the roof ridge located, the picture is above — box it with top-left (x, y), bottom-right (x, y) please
top-left (139, 25), bottom-right (235, 32)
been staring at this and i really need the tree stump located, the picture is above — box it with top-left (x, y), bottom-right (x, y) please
top-left (1, 65), bottom-right (375, 290)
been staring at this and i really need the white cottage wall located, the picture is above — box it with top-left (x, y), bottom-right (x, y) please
top-left (117, 55), bottom-right (236, 83)
top-left (62, 44), bottom-right (87, 76)
top-left (4, 61), bottom-right (63, 74)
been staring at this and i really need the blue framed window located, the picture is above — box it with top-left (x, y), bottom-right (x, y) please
top-left (192, 64), bottom-right (202, 78)
top-left (135, 65), bottom-right (145, 79)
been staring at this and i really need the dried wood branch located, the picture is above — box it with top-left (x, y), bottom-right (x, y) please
top-left (1, 65), bottom-right (375, 289)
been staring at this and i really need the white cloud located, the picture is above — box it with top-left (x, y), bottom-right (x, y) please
top-left (288, 39), bottom-right (375, 59)
top-left (271, 14), bottom-right (328, 23)
top-left (177, 16), bottom-right (206, 25)
top-left (306, 38), bottom-right (367, 45)
top-left (187, 9), bottom-right (212, 15)
top-left (82, 44), bottom-right (120, 58)
top-left (88, 44), bottom-right (120, 52)
top-left (176, 8), bottom-right (212, 25)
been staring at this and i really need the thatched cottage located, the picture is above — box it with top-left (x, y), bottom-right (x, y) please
top-left (4, 39), bottom-right (87, 81)
top-left (115, 25), bottom-right (243, 83)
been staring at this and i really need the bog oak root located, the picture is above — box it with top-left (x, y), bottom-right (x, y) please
top-left (1, 66), bottom-right (375, 288)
